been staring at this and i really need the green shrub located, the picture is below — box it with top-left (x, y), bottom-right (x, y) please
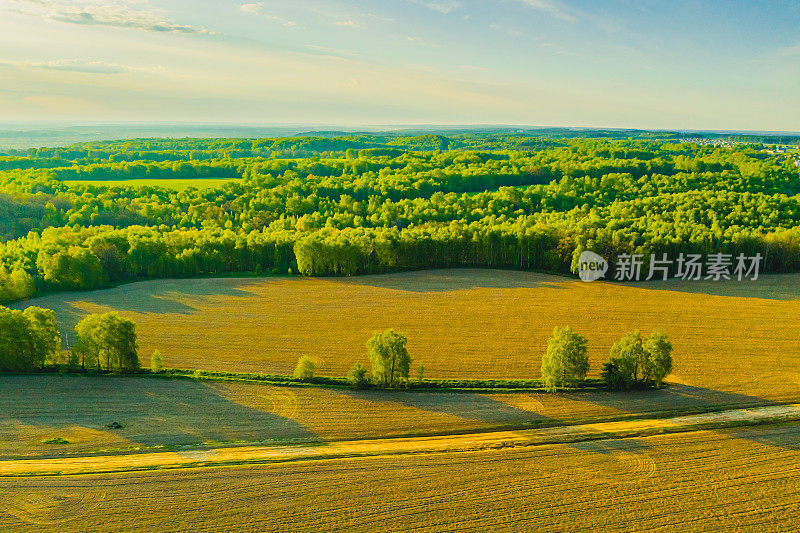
top-left (293, 355), bottom-right (315, 380)
top-left (42, 437), bottom-right (69, 445)
top-left (347, 362), bottom-right (369, 389)
top-left (601, 362), bottom-right (627, 391)
top-left (150, 350), bottom-right (164, 373)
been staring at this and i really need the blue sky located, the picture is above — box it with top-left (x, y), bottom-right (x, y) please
top-left (1, 0), bottom-right (798, 130)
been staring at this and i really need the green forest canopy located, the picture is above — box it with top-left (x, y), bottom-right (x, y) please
top-left (0, 132), bottom-right (799, 303)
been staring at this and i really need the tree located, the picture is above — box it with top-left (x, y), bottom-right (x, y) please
top-left (643, 330), bottom-right (673, 387)
top-left (0, 307), bottom-right (37, 371)
top-left (347, 362), bottom-right (368, 389)
top-left (540, 326), bottom-right (590, 392)
top-left (608, 330), bottom-right (646, 387)
top-left (601, 361), bottom-right (626, 391)
top-left (22, 306), bottom-right (62, 368)
top-left (74, 312), bottom-right (139, 373)
top-left (150, 350), bottom-right (164, 373)
top-left (366, 329), bottom-right (411, 388)
top-left (416, 362), bottom-right (425, 382)
top-left (0, 305), bottom-right (61, 372)
top-left (38, 247), bottom-right (104, 290)
top-left (293, 355), bottom-right (315, 380)
top-left (608, 330), bottom-right (673, 388)
top-left (0, 268), bottom-right (35, 303)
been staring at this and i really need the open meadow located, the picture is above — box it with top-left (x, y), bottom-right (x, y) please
top-left (2, 423), bottom-right (800, 532)
top-left (14, 268), bottom-right (800, 403)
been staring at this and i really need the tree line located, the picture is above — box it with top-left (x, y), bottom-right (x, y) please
top-left (292, 327), bottom-right (672, 391)
top-left (540, 326), bottom-right (673, 391)
top-left (0, 307), bottom-right (140, 373)
top-left (292, 329), bottom-right (416, 389)
top-left (0, 137), bottom-right (799, 303)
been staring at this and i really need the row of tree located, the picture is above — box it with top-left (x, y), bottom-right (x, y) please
top-left (292, 329), bottom-right (414, 388)
top-left (0, 306), bottom-right (61, 371)
top-left (293, 327), bottom-right (671, 391)
top-left (0, 307), bottom-right (140, 373)
top-left (540, 326), bottom-right (673, 391)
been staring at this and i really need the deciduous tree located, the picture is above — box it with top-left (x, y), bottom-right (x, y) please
top-left (541, 326), bottom-right (589, 392)
top-left (367, 329), bottom-right (411, 388)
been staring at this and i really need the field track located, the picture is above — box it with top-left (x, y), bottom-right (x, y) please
top-left (3, 402), bottom-right (799, 477)
top-left (0, 375), bottom-right (790, 459)
top-left (2, 422), bottom-right (800, 532)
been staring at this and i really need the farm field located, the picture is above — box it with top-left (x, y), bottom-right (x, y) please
top-left (14, 268), bottom-right (800, 403)
top-left (62, 178), bottom-right (241, 190)
top-left (2, 423), bottom-right (800, 532)
top-left (5, 401), bottom-right (800, 476)
top-left (0, 375), bottom-right (775, 458)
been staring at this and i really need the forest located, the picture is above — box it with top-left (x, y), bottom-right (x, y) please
top-left (0, 132), bottom-right (799, 303)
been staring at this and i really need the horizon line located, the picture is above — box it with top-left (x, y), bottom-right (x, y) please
top-left (1, 121), bottom-right (799, 137)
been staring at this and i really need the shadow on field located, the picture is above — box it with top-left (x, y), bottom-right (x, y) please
top-left (562, 383), bottom-right (800, 452)
top-left (336, 268), bottom-right (570, 293)
top-left (0, 375), bottom-right (317, 448)
top-left (729, 422), bottom-right (800, 451)
top-left (339, 389), bottom-right (550, 424)
top-left (9, 277), bottom-right (260, 345)
top-left (564, 383), bottom-right (780, 415)
top-left (614, 273), bottom-right (800, 301)
top-left (569, 438), bottom-right (652, 454)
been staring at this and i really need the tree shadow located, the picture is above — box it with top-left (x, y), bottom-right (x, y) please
top-left (569, 438), bottom-right (652, 454)
top-left (9, 277), bottom-right (261, 345)
top-left (613, 273), bottom-right (800, 301)
top-left (336, 383), bottom-right (787, 432)
top-left (564, 383), bottom-right (782, 415)
top-left (335, 268), bottom-right (570, 293)
top-left (568, 383), bottom-right (800, 452)
top-left (0, 375), bottom-right (317, 453)
top-left (728, 422), bottom-right (800, 451)
top-left (338, 388), bottom-right (550, 425)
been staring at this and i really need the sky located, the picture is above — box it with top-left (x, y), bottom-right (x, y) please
top-left (1, 0), bottom-right (799, 130)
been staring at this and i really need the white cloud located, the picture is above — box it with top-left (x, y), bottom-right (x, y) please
top-left (518, 0), bottom-right (576, 22)
top-left (239, 3), bottom-right (263, 15)
top-left (408, 0), bottom-right (462, 14)
top-left (458, 64), bottom-right (488, 72)
top-left (405, 35), bottom-right (431, 45)
top-left (1, 58), bottom-right (159, 75)
top-left (8, 0), bottom-right (214, 35)
top-left (777, 42), bottom-right (800, 57)
top-left (306, 44), bottom-right (358, 59)
top-left (489, 23), bottom-right (523, 37)
top-left (36, 59), bottom-right (128, 74)
top-left (334, 20), bottom-right (360, 28)
top-left (236, 5), bottom-right (297, 28)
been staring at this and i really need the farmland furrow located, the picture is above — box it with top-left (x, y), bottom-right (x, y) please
top-left (3, 402), bottom-right (800, 477)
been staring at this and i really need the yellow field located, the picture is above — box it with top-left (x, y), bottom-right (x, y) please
top-left (2, 375), bottom-right (768, 458)
top-left (15, 269), bottom-right (800, 402)
top-left (6, 267), bottom-right (800, 531)
top-left (2, 423), bottom-right (799, 531)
